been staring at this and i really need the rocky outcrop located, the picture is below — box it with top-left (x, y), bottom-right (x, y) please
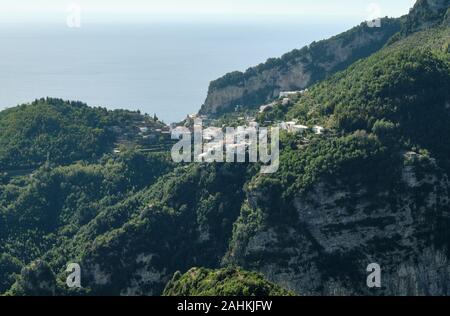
top-left (199, 18), bottom-right (402, 116)
top-left (8, 260), bottom-right (57, 296)
top-left (402, 0), bottom-right (450, 34)
top-left (163, 267), bottom-right (294, 296)
top-left (226, 159), bottom-right (450, 295)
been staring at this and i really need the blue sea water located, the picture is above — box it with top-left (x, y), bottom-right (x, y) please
top-left (0, 17), bottom-right (361, 123)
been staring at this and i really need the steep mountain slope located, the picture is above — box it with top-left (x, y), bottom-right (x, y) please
top-left (74, 164), bottom-right (252, 296)
top-left (227, 24), bottom-right (450, 295)
top-left (37, 23), bottom-right (450, 296)
top-left (0, 150), bottom-right (174, 294)
top-left (199, 18), bottom-right (403, 116)
top-left (2, 0), bottom-right (450, 297)
top-left (5, 163), bottom-right (253, 296)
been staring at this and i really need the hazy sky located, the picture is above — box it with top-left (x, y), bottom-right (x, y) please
top-left (0, 0), bottom-right (417, 23)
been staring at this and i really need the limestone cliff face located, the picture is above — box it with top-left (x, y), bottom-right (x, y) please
top-left (226, 157), bottom-right (450, 295)
top-left (402, 0), bottom-right (450, 34)
top-left (199, 19), bottom-right (402, 116)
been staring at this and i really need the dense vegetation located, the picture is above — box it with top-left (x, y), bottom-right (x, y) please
top-left (1, 0), bottom-right (450, 296)
top-left (163, 267), bottom-right (294, 296)
top-left (278, 27), bottom-right (450, 168)
top-left (0, 150), bottom-right (175, 294)
top-left (227, 14), bottom-right (450, 295)
top-left (0, 98), bottom-right (163, 169)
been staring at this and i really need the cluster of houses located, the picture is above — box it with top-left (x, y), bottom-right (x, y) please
top-left (171, 115), bottom-right (325, 161)
top-left (113, 120), bottom-right (172, 154)
top-left (171, 122), bottom-right (258, 161)
top-left (137, 124), bottom-right (171, 139)
top-left (114, 88), bottom-right (322, 156)
top-left (279, 90), bottom-right (308, 98)
top-left (279, 121), bottom-right (325, 135)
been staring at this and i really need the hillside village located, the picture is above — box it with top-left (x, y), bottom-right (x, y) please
top-left (111, 114), bottom-right (175, 154)
top-left (2, 0), bottom-right (450, 297)
top-left (0, 91), bottom-right (325, 166)
top-left (172, 90), bottom-right (326, 161)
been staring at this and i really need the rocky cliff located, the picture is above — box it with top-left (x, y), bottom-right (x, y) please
top-left (402, 0), bottom-right (450, 34)
top-left (223, 13), bottom-right (450, 295)
top-left (225, 155), bottom-right (450, 295)
top-left (199, 18), bottom-right (402, 116)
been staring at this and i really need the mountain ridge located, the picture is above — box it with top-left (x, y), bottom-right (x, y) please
top-left (199, 0), bottom-right (450, 118)
top-left (199, 18), bottom-right (403, 116)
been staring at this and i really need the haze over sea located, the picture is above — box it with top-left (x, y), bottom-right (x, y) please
top-left (0, 7), bottom-right (413, 122)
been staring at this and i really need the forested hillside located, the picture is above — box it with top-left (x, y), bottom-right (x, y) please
top-left (232, 13), bottom-right (450, 295)
top-left (1, 0), bottom-right (450, 297)
top-left (163, 267), bottom-right (294, 296)
top-left (0, 98), bottom-right (164, 170)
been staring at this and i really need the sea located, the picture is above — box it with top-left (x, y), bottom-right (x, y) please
top-left (0, 16), bottom-right (363, 123)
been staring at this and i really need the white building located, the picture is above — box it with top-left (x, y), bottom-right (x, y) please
top-left (280, 121), bottom-right (309, 134)
top-left (138, 127), bottom-right (148, 133)
top-left (313, 125), bottom-right (325, 135)
top-left (279, 91), bottom-right (298, 98)
top-left (292, 125), bottom-right (309, 134)
top-left (285, 121), bottom-right (297, 130)
top-left (279, 89), bottom-right (309, 98)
